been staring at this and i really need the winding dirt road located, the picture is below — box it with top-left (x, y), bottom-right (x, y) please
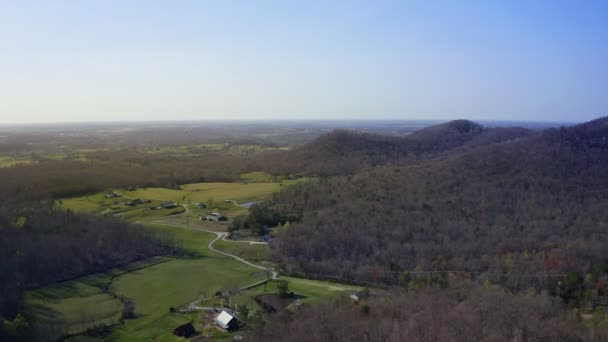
top-left (141, 220), bottom-right (277, 311)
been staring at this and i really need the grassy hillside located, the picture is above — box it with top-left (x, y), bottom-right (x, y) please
top-left (22, 258), bottom-right (170, 341)
top-left (24, 280), bottom-right (122, 341)
top-left (214, 239), bottom-right (269, 261)
top-left (109, 257), bottom-right (263, 341)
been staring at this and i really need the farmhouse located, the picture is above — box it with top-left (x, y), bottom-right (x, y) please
top-left (173, 322), bottom-right (195, 337)
top-left (161, 202), bottom-right (178, 209)
top-left (214, 311), bottom-right (238, 331)
top-left (104, 192), bottom-right (119, 198)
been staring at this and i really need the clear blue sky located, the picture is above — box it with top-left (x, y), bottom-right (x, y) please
top-left (0, 0), bottom-right (606, 123)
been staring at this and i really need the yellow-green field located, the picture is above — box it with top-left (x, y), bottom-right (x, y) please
top-left (0, 155), bottom-right (31, 167)
top-left (130, 182), bottom-right (281, 204)
top-left (57, 194), bottom-right (185, 221)
top-left (57, 177), bottom-right (312, 224)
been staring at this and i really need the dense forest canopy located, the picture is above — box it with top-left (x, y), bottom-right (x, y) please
top-left (0, 120), bottom-right (535, 199)
top-left (254, 285), bottom-right (608, 341)
top-left (260, 121), bottom-right (533, 176)
top-left (244, 117), bottom-right (608, 296)
top-left (2, 118), bottom-right (607, 341)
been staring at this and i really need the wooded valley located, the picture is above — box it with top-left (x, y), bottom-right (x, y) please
top-left (2, 118), bottom-right (608, 341)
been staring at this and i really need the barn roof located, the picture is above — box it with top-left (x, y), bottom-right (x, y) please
top-left (215, 311), bottom-right (235, 328)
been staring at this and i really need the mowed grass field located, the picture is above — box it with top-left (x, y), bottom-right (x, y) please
top-left (279, 276), bottom-right (362, 303)
top-left (214, 239), bottom-right (269, 261)
top-left (22, 226), bottom-right (266, 342)
top-left (109, 257), bottom-right (264, 341)
top-left (143, 223), bottom-right (215, 256)
top-left (22, 258), bottom-right (169, 341)
top-left (24, 279), bottom-right (122, 341)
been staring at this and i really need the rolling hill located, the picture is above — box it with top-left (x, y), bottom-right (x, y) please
top-left (262, 120), bottom-right (533, 175)
top-left (250, 117), bottom-right (608, 291)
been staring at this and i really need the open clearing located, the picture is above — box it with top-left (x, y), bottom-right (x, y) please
top-left (56, 194), bottom-right (184, 221)
top-left (143, 223), bottom-right (216, 256)
top-left (130, 182), bottom-right (283, 204)
top-left (214, 239), bottom-right (269, 261)
top-left (22, 258), bottom-right (169, 341)
top-left (278, 276), bottom-right (361, 302)
top-left (27, 178), bottom-right (360, 342)
top-left (24, 279), bottom-right (122, 341)
top-left (57, 177), bottom-right (311, 224)
top-left (109, 257), bottom-right (262, 341)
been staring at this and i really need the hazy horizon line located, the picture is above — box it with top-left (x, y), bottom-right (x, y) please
top-left (0, 116), bottom-right (586, 127)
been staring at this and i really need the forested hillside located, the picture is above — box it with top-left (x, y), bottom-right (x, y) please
top-left (0, 154), bottom-right (257, 199)
top-left (0, 199), bottom-right (166, 340)
top-left (261, 120), bottom-right (532, 175)
top-left (254, 285), bottom-right (608, 341)
top-left (248, 118), bottom-right (608, 297)
top-left (0, 120), bottom-right (531, 199)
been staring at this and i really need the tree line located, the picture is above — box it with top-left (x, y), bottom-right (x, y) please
top-left (245, 117), bottom-right (608, 306)
top-left (0, 198), bottom-right (168, 340)
top-left (253, 284), bottom-right (608, 341)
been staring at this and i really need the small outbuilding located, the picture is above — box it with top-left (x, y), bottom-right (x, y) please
top-left (196, 202), bottom-right (207, 208)
top-left (161, 202), bottom-right (178, 209)
top-left (173, 322), bottom-right (196, 337)
top-left (214, 311), bottom-right (238, 331)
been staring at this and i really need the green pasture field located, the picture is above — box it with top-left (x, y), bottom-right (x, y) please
top-left (57, 177), bottom-right (313, 226)
top-left (22, 258), bottom-right (169, 341)
top-left (214, 239), bottom-right (269, 261)
top-left (142, 223), bottom-right (215, 256)
top-left (278, 276), bottom-right (362, 303)
top-left (24, 280), bottom-right (122, 341)
top-left (23, 254), bottom-right (262, 342)
top-left (57, 194), bottom-right (185, 220)
top-left (109, 257), bottom-right (264, 341)
top-left (130, 182), bottom-right (281, 204)
top-left (239, 171), bottom-right (276, 182)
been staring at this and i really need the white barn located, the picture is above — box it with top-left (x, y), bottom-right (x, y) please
top-left (214, 310), bottom-right (237, 331)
